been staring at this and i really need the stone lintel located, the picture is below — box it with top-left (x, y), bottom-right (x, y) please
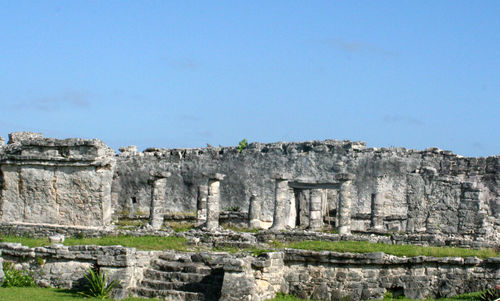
top-left (335, 172), bottom-right (355, 181)
top-left (211, 173), bottom-right (226, 181)
top-left (272, 173), bottom-right (292, 180)
top-left (149, 171), bottom-right (172, 179)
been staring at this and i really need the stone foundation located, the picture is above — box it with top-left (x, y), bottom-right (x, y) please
top-left (0, 242), bottom-right (498, 300)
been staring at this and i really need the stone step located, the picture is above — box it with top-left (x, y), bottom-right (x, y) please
top-left (141, 279), bottom-right (219, 293)
top-left (135, 287), bottom-right (205, 301)
top-left (159, 252), bottom-right (193, 263)
top-left (143, 268), bottom-right (222, 283)
top-left (152, 259), bottom-right (213, 274)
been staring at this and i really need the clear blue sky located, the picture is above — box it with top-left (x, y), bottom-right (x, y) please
top-left (1, 1), bottom-right (498, 156)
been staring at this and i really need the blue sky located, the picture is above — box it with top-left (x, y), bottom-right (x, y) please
top-left (0, 1), bottom-right (498, 156)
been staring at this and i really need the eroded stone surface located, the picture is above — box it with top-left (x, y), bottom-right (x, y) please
top-left (0, 132), bottom-right (115, 227)
top-left (0, 132), bottom-right (498, 244)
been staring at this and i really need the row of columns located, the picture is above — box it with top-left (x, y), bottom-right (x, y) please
top-left (150, 173), bottom-right (225, 231)
top-left (270, 174), bottom-right (355, 234)
top-left (150, 171), bottom-right (358, 234)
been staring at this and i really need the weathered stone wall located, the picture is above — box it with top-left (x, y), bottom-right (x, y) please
top-left (0, 242), bottom-right (156, 299)
top-left (281, 249), bottom-right (500, 300)
top-left (0, 133), bottom-right (116, 227)
top-left (1, 243), bottom-right (498, 301)
top-left (0, 132), bottom-right (498, 244)
top-left (114, 141), bottom-right (499, 241)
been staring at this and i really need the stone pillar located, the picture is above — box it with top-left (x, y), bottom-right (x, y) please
top-left (197, 184), bottom-right (208, 226)
top-left (371, 178), bottom-right (385, 231)
top-left (150, 177), bottom-right (168, 230)
top-left (271, 174), bottom-right (292, 230)
top-left (0, 250), bottom-right (3, 284)
top-left (338, 180), bottom-right (353, 235)
top-left (205, 173), bottom-right (225, 231)
top-left (308, 189), bottom-right (323, 231)
top-left (248, 193), bottom-right (261, 229)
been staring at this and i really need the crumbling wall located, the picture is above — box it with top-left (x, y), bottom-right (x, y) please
top-left (0, 242), bottom-right (155, 299)
top-left (0, 133), bottom-right (116, 227)
top-left (281, 249), bottom-right (500, 300)
top-left (0, 132), bottom-right (498, 242)
top-left (114, 140), bottom-right (499, 241)
top-left (1, 243), bottom-right (498, 301)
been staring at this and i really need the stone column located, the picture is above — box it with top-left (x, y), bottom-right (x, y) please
top-left (371, 177), bottom-right (385, 231)
top-left (338, 179), bottom-right (353, 235)
top-left (150, 175), bottom-right (169, 230)
top-left (197, 184), bottom-right (208, 226)
top-left (271, 174), bottom-right (292, 230)
top-left (248, 193), bottom-right (261, 229)
top-left (205, 173), bottom-right (225, 231)
top-left (0, 250), bottom-right (4, 283)
top-left (308, 189), bottom-right (324, 231)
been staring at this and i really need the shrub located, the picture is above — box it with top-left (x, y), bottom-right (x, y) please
top-left (1, 261), bottom-right (37, 287)
top-left (79, 263), bottom-right (119, 300)
top-left (225, 205), bottom-right (241, 212)
top-left (237, 138), bottom-right (248, 153)
top-left (480, 287), bottom-right (500, 301)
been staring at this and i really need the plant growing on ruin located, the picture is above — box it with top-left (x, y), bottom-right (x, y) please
top-left (1, 261), bottom-right (37, 287)
top-left (79, 263), bottom-right (118, 300)
top-left (225, 205), bottom-right (241, 212)
top-left (237, 138), bottom-right (248, 152)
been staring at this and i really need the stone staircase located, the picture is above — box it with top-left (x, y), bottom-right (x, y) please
top-left (135, 252), bottom-right (225, 301)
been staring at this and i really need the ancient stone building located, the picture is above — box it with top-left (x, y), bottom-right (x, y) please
top-left (0, 132), bottom-right (498, 243)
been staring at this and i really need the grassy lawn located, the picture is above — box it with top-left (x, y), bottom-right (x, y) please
top-left (1, 235), bottom-right (498, 258)
top-left (268, 292), bottom-right (483, 301)
top-left (166, 221), bottom-right (196, 233)
top-left (0, 235), bottom-right (189, 251)
top-left (0, 287), bottom-right (159, 301)
top-left (0, 287), bottom-right (484, 301)
top-left (286, 240), bottom-right (500, 258)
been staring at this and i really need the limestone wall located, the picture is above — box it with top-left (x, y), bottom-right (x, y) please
top-left (0, 242), bottom-right (156, 299)
top-left (114, 140), bottom-right (499, 241)
top-left (0, 133), bottom-right (116, 227)
top-left (1, 243), bottom-right (498, 301)
top-left (0, 132), bottom-right (498, 243)
top-left (281, 249), bottom-right (500, 300)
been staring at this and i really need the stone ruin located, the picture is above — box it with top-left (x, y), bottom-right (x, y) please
top-left (0, 132), bottom-right (498, 300)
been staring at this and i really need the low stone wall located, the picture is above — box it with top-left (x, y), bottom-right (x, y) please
top-left (281, 249), bottom-right (500, 300)
top-left (1, 243), bottom-right (499, 300)
top-left (0, 222), bottom-right (173, 239)
top-left (256, 230), bottom-right (497, 249)
top-left (0, 242), bottom-right (157, 299)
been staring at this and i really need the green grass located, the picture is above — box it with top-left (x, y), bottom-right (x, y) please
top-left (2, 235), bottom-right (498, 258)
top-left (0, 287), bottom-right (159, 301)
top-left (115, 218), bottom-right (147, 229)
top-left (286, 240), bottom-right (500, 258)
top-left (267, 292), bottom-right (483, 301)
top-left (166, 221), bottom-right (196, 233)
top-left (1, 235), bottom-right (189, 251)
top-left (222, 224), bottom-right (260, 233)
top-left (267, 293), bottom-right (321, 301)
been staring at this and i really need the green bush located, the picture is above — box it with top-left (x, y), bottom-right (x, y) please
top-left (237, 138), bottom-right (248, 153)
top-left (79, 264), bottom-right (119, 300)
top-left (1, 261), bottom-right (37, 287)
top-left (479, 287), bottom-right (500, 301)
top-left (225, 205), bottom-right (241, 212)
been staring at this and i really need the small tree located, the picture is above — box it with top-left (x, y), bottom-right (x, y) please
top-left (237, 138), bottom-right (248, 153)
